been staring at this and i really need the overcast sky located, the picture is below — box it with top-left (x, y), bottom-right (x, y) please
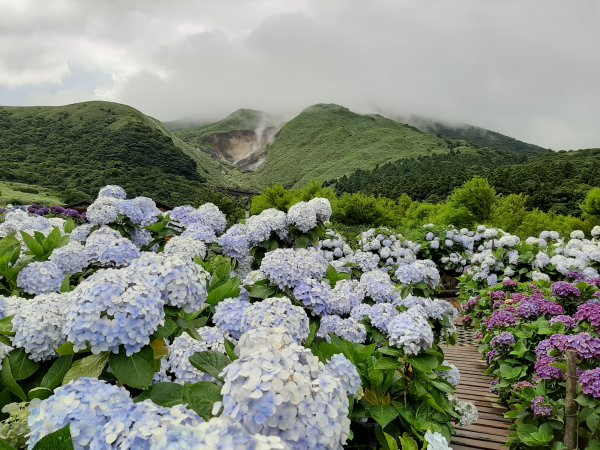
top-left (1, 0), bottom-right (599, 149)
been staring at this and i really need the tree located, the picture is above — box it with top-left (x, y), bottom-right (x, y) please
top-left (491, 194), bottom-right (528, 232)
top-left (447, 177), bottom-right (496, 224)
top-left (581, 187), bottom-right (600, 222)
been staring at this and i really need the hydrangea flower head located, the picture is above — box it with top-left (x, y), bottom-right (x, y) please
top-left (162, 327), bottom-right (226, 383)
top-left (97, 185), bottom-right (127, 199)
top-left (65, 268), bottom-right (165, 355)
top-left (317, 315), bottom-right (367, 343)
top-left (360, 270), bottom-right (399, 303)
top-left (163, 235), bottom-right (207, 260)
top-left (17, 261), bottom-right (64, 295)
top-left (213, 297), bottom-right (251, 340)
top-left (86, 196), bottom-right (120, 225)
top-left (11, 293), bottom-right (71, 362)
top-left (49, 241), bottom-right (90, 274)
top-left (241, 297), bottom-right (309, 344)
top-left (28, 378), bottom-right (132, 449)
top-left (221, 327), bottom-right (350, 449)
top-left (128, 253), bottom-right (209, 313)
top-left (117, 196), bottom-right (160, 226)
top-left (260, 248), bottom-right (328, 290)
top-left (325, 354), bottom-right (362, 397)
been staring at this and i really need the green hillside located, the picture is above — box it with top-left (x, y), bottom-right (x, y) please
top-left (0, 101), bottom-right (225, 205)
top-left (247, 104), bottom-right (468, 189)
top-left (404, 116), bottom-right (551, 155)
top-left (0, 181), bottom-right (63, 206)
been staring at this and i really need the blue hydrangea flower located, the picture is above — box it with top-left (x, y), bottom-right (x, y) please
top-left (292, 278), bottom-right (332, 316)
top-left (213, 297), bottom-right (251, 340)
top-left (65, 268), bottom-right (164, 355)
top-left (246, 209), bottom-right (288, 245)
top-left (117, 197), bottom-right (160, 226)
top-left (325, 279), bottom-right (365, 316)
top-left (317, 315), bottom-right (367, 343)
top-left (424, 430), bottom-right (451, 450)
top-left (163, 235), bottom-right (207, 260)
top-left (85, 228), bottom-right (140, 267)
top-left (349, 251), bottom-right (380, 272)
top-left (11, 293), bottom-right (71, 362)
top-left (49, 241), bottom-right (90, 274)
top-left (437, 361), bottom-right (460, 387)
top-left (68, 223), bottom-right (95, 243)
top-left (286, 201), bottom-right (318, 232)
top-left (28, 378), bottom-right (132, 450)
top-left (130, 228), bottom-right (154, 249)
top-left (17, 261), bottom-right (64, 295)
top-left (360, 270), bottom-right (399, 303)
top-left (156, 416), bottom-right (286, 450)
top-left (387, 306), bottom-right (434, 355)
top-left (181, 223), bottom-right (217, 242)
top-left (221, 327), bottom-right (350, 449)
top-left (108, 401), bottom-right (204, 449)
top-left (128, 253), bottom-right (209, 313)
top-left (368, 303), bottom-right (399, 332)
top-left (260, 248), bottom-right (328, 290)
top-left (86, 197), bottom-right (120, 225)
top-left (219, 224), bottom-right (250, 260)
top-left (97, 185), bottom-right (127, 199)
top-left (325, 354), bottom-right (362, 396)
top-left (241, 297), bottom-right (309, 344)
top-left (160, 327), bottom-right (226, 383)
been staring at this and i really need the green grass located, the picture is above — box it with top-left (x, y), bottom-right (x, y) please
top-left (246, 104), bottom-right (458, 189)
top-left (0, 181), bottom-right (63, 206)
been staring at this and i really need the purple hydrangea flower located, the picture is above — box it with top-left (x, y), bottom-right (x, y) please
top-left (549, 333), bottom-right (600, 360)
top-left (513, 381), bottom-right (535, 391)
top-left (490, 332), bottom-right (516, 348)
top-left (580, 368), bottom-right (600, 398)
top-left (484, 309), bottom-right (518, 330)
top-left (574, 302), bottom-right (600, 330)
top-left (550, 315), bottom-right (577, 328)
top-left (534, 356), bottom-right (563, 380)
top-left (552, 281), bottom-right (581, 298)
top-left (531, 396), bottom-right (552, 417)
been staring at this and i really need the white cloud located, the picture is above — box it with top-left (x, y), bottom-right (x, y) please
top-left (0, 0), bottom-right (599, 149)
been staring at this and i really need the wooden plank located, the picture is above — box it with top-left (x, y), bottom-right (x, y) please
top-left (454, 428), bottom-right (508, 443)
top-left (451, 436), bottom-right (507, 450)
top-left (456, 424), bottom-right (509, 437)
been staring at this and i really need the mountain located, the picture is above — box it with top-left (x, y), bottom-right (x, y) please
top-left (398, 115), bottom-right (551, 155)
top-left (169, 109), bottom-right (282, 171)
top-left (247, 104), bottom-right (478, 189)
top-left (0, 101), bottom-right (225, 205)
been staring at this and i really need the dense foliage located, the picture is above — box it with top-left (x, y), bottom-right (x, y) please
top-left (332, 148), bottom-right (600, 216)
top-left (250, 179), bottom-right (598, 239)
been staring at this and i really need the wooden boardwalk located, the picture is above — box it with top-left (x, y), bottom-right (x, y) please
top-left (442, 339), bottom-right (510, 450)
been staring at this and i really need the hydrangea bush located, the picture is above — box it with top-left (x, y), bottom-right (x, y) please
top-left (0, 186), bottom-right (476, 450)
top-left (463, 276), bottom-right (600, 447)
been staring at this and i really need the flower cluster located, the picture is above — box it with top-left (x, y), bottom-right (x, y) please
top-left (65, 268), bottom-right (165, 355)
top-left (220, 327), bottom-right (350, 449)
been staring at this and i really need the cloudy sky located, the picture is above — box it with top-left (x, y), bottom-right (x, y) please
top-left (1, 0), bottom-right (599, 149)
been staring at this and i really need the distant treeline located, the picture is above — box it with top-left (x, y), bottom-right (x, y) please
top-left (330, 148), bottom-right (600, 216)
